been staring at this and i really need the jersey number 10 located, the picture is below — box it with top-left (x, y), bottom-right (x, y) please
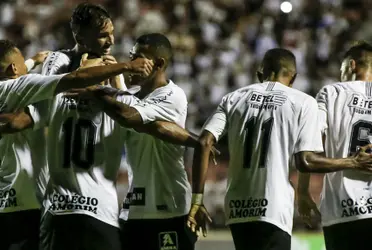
top-left (62, 117), bottom-right (96, 170)
top-left (244, 117), bottom-right (273, 169)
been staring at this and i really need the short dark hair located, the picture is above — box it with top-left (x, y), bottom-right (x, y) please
top-left (343, 41), bottom-right (372, 67)
top-left (0, 40), bottom-right (17, 58)
top-left (0, 40), bottom-right (18, 71)
top-left (261, 48), bottom-right (296, 77)
top-left (135, 33), bottom-right (173, 61)
top-left (70, 2), bottom-right (111, 35)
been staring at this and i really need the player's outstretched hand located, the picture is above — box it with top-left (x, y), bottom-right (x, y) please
top-left (102, 55), bottom-right (117, 65)
top-left (353, 144), bottom-right (372, 171)
top-left (187, 204), bottom-right (212, 238)
top-left (128, 58), bottom-right (154, 77)
top-left (31, 51), bottom-right (51, 65)
top-left (297, 192), bottom-right (321, 228)
top-left (79, 53), bottom-right (104, 69)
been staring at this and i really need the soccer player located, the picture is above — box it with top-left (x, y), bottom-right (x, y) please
top-left (69, 33), bottom-right (197, 250)
top-left (298, 41), bottom-right (372, 250)
top-left (36, 2), bottom-right (122, 206)
top-left (187, 48), bottom-right (372, 250)
top-left (0, 39), bottom-right (153, 250)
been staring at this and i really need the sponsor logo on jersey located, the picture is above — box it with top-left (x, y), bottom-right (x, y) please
top-left (349, 94), bottom-right (372, 114)
top-left (122, 187), bottom-right (145, 209)
top-left (48, 192), bottom-right (99, 214)
top-left (247, 91), bottom-right (287, 110)
top-left (229, 198), bottom-right (268, 219)
top-left (341, 197), bottom-right (372, 217)
top-left (0, 188), bottom-right (17, 208)
top-left (159, 231), bottom-right (178, 250)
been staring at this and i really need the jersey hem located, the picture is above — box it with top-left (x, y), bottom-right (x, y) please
top-left (226, 217), bottom-right (292, 236)
top-left (119, 211), bottom-right (188, 220)
top-left (43, 210), bottom-right (119, 228)
top-left (0, 205), bottom-right (41, 213)
top-left (322, 214), bottom-right (372, 227)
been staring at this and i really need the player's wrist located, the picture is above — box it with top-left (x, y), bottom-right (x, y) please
top-left (25, 59), bottom-right (35, 72)
top-left (191, 193), bottom-right (203, 205)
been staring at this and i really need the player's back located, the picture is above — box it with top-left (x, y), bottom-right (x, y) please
top-left (217, 81), bottom-right (318, 235)
top-left (318, 81), bottom-right (372, 226)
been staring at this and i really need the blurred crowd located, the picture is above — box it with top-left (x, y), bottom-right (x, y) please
top-left (2, 0), bottom-right (371, 230)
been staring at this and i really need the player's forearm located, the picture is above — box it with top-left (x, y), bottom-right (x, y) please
top-left (140, 121), bottom-right (198, 147)
top-left (96, 95), bottom-right (141, 127)
top-left (0, 112), bottom-right (33, 133)
top-left (295, 151), bottom-right (356, 173)
top-left (192, 133), bottom-right (215, 194)
top-left (57, 63), bottom-right (132, 94)
top-left (297, 173), bottom-right (311, 195)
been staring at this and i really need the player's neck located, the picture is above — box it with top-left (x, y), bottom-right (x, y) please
top-left (354, 70), bottom-right (372, 81)
top-left (74, 44), bottom-right (89, 54)
top-left (138, 74), bottom-right (168, 98)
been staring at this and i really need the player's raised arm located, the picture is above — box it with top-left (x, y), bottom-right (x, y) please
top-left (55, 55), bottom-right (153, 94)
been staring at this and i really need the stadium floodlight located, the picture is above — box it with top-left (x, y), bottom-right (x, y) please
top-left (280, 1), bottom-right (292, 13)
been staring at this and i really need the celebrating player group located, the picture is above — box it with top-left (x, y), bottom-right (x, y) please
top-left (0, 2), bottom-right (371, 250)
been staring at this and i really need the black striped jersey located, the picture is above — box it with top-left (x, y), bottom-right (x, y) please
top-left (203, 81), bottom-right (323, 235)
top-left (30, 50), bottom-right (129, 228)
top-left (318, 81), bottom-right (372, 226)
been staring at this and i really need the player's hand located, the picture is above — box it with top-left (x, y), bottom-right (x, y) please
top-left (79, 53), bottom-right (104, 69)
top-left (128, 58), bottom-right (154, 77)
top-left (187, 204), bottom-right (212, 237)
top-left (31, 51), bottom-right (51, 65)
top-left (102, 55), bottom-right (117, 65)
top-left (353, 144), bottom-right (372, 170)
top-left (297, 191), bottom-right (321, 227)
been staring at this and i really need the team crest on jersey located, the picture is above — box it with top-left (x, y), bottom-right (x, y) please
top-left (159, 231), bottom-right (178, 250)
top-left (247, 91), bottom-right (287, 110)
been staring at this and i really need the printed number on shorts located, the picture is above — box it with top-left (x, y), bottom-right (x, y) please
top-left (62, 117), bottom-right (96, 170)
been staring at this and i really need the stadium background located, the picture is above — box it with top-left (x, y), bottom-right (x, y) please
top-left (2, 0), bottom-right (370, 249)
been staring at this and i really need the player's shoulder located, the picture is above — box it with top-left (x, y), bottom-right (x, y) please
top-left (155, 79), bottom-right (187, 101)
top-left (318, 81), bottom-right (367, 95)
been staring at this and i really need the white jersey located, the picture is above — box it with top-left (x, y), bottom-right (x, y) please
top-left (0, 73), bottom-right (64, 213)
top-left (318, 81), bottom-right (372, 227)
top-left (33, 50), bottom-right (130, 228)
top-left (203, 82), bottom-right (323, 235)
top-left (119, 80), bottom-right (191, 220)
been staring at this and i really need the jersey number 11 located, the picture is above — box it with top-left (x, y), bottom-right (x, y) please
top-left (244, 117), bottom-right (273, 169)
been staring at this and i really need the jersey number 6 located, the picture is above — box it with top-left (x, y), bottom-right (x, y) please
top-left (348, 120), bottom-right (372, 156)
top-left (62, 117), bottom-right (96, 170)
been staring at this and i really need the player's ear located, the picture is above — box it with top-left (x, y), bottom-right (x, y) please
top-left (155, 58), bottom-right (166, 70)
top-left (289, 73), bottom-right (297, 87)
top-left (5, 63), bottom-right (17, 76)
top-left (349, 59), bottom-right (356, 72)
top-left (75, 33), bottom-right (86, 47)
top-left (257, 71), bottom-right (263, 83)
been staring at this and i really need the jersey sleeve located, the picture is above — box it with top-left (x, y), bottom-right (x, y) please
top-left (7, 74), bottom-right (66, 105)
top-left (27, 100), bottom-right (52, 129)
top-left (294, 97), bottom-right (324, 154)
top-left (132, 86), bottom-right (188, 125)
top-left (316, 86), bottom-right (330, 134)
top-left (42, 52), bottom-right (70, 75)
top-left (116, 92), bottom-right (139, 106)
top-left (203, 95), bottom-right (228, 142)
